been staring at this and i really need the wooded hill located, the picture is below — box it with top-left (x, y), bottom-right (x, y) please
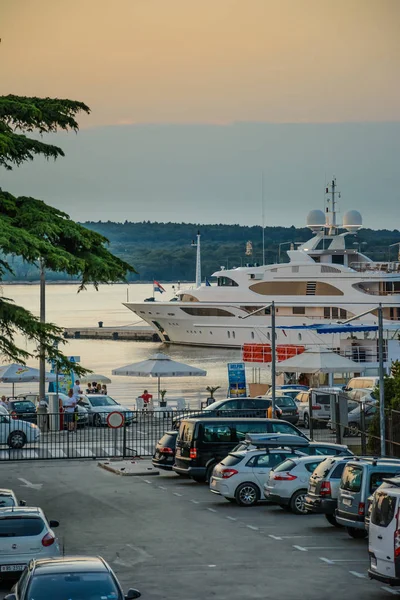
top-left (3, 221), bottom-right (400, 283)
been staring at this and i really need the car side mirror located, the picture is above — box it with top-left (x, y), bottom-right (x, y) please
top-left (345, 387), bottom-right (352, 392)
top-left (49, 520), bottom-right (59, 528)
top-left (126, 589), bottom-right (141, 599)
top-left (4, 594), bottom-right (17, 600)
top-left (19, 500), bottom-right (26, 506)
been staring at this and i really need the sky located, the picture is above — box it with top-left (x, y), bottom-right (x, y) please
top-left (1, 0), bottom-right (400, 227)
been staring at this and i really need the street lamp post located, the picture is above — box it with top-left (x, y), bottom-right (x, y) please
top-left (39, 259), bottom-right (46, 402)
top-left (271, 301), bottom-right (276, 417)
top-left (378, 303), bottom-right (385, 456)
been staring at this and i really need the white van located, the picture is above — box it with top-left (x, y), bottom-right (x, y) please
top-left (368, 478), bottom-right (400, 585)
top-left (345, 376), bottom-right (379, 392)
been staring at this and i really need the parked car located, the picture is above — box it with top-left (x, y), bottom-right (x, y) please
top-left (0, 507), bottom-right (60, 579)
top-left (5, 555), bottom-right (141, 599)
top-left (210, 447), bottom-right (305, 506)
top-left (344, 376), bottom-right (379, 392)
top-left (266, 388), bottom-right (307, 401)
top-left (0, 414), bottom-right (40, 449)
top-left (78, 395), bottom-right (134, 427)
top-left (345, 403), bottom-right (377, 437)
top-left (305, 455), bottom-right (355, 526)
top-left (335, 457), bottom-right (400, 538)
top-left (173, 417), bottom-right (308, 482)
top-left (264, 455), bottom-right (328, 514)
top-left (0, 489), bottom-right (25, 508)
top-left (294, 389), bottom-right (333, 428)
top-left (368, 477), bottom-right (400, 586)
top-left (7, 400), bottom-right (37, 424)
top-left (233, 435), bottom-right (352, 457)
top-left (152, 430), bottom-right (178, 471)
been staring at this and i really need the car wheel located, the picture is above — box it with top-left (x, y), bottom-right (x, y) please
top-left (325, 514), bottom-right (343, 528)
top-left (235, 482), bottom-right (260, 507)
top-left (346, 526), bottom-right (367, 539)
top-left (303, 413), bottom-right (310, 429)
top-left (290, 489), bottom-right (308, 515)
top-left (8, 431), bottom-right (27, 449)
top-left (347, 422), bottom-right (360, 437)
top-left (94, 413), bottom-right (103, 427)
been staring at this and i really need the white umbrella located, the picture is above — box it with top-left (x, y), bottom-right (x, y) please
top-left (0, 363), bottom-right (59, 396)
top-left (112, 352), bottom-right (207, 399)
top-left (276, 347), bottom-right (366, 374)
top-left (78, 374), bottom-right (112, 384)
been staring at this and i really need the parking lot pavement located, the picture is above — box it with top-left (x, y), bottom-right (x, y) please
top-left (0, 460), bottom-right (397, 600)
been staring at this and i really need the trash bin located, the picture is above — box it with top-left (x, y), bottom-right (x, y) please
top-left (47, 395), bottom-right (61, 431)
top-left (98, 321), bottom-right (103, 328)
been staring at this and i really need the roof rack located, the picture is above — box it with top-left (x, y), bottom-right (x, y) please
top-left (244, 433), bottom-right (309, 448)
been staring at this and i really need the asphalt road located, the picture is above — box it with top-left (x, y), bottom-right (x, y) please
top-left (0, 460), bottom-right (396, 600)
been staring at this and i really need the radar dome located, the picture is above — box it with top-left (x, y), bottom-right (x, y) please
top-left (306, 209), bottom-right (325, 232)
top-left (343, 210), bottom-right (362, 231)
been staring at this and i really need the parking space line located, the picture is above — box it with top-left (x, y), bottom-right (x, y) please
top-left (269, 535), bottom-right (282, 540)
top-left (293, 545), bottom-right (308, 552)
top-left (143, 480), bottom-right (152, 484)
top-left (226, 516), bottom-right (237, 521)
top-left (349, 571), bottom-right (367, 579)
top-left (173, 492), bottom-right (183, 497)
top-left (320, 557), bottom-right (368, 564)
top-left (190, 500), bottom-right (199, 504)
top-left (293, 546), bottom-right (349, 552)
top-left (381, 587), bottom-right (400, 595)
top-left (247, 525), bottom-right (259, 531)
top-left (207, 508), bottom-right (217, 513)
top-left (158, 486), bottom-right (167, 490)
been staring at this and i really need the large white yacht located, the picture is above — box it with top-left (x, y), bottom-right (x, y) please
top-left (125, 181), bottom-right (400, 370)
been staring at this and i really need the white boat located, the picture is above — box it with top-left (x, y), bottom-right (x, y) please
top-left (124, 180), bottom-right (400, 372)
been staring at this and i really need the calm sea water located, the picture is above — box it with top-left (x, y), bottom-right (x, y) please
top-left (0, 283), bottom-right (256, 407)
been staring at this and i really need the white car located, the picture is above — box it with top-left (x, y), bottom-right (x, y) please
top-left (0, 507), bottom-right (60, 577)
top-left (0, 489), bottom-right (25, 508)
top-left (78, 395), bottom-right (134, 427)
top-left (0, 413), bottom-right (40, 449)
top-left (264, 455), bottom-right (328, 514)
top-left (210, 448), bottom-right (304, 506)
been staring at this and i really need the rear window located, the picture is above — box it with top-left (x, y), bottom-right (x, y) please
top-left (276, 397), bottom-right (296, 408)
top-left (331, 462), bottom-right (347, 479)
top-left (315, 394), bottom-right (330, 405)
top-left (274, 459), bottom-right (296, 473)
top-left (178, 422), bottom-right (195, 443)
top-left (222, 453), bottom-right (244, 467)
top-left (370, 471), bottom-right (400, 493)
top-left (312, 458), bottom-right (337, 479)
top-left (371, 491), bottom-right (397, 527)
top-left (0, 517), bottom-right (44, 537)
top-left (0, 495), bottom-right (16, 508)
top-left (158, 433), bottom-right (177, 449)
top-left (341, 465), bottom-right (363, 492)
top-left (11, 401), bottom-right (35, 411)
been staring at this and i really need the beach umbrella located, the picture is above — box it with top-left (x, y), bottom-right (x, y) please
top-left (112, 352), bottom-right (207, 399)
top-left (78, 374), bottom-right (112, 384)
top-left (0, 363), bottom-right (59, 396)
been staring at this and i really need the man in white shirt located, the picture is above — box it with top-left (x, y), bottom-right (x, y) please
top-left (73, 380), bottom-right (82, 397)
top-left (64, 389), bottom-right (77, 432)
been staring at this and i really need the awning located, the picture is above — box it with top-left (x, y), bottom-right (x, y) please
top-left (276, 324), bottom-right (379, 334)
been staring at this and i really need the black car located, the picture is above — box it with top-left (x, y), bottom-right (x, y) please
top-left (8, 400), bottom-right (37, 424)
top-left (173, 417), bottom-right (308, 482)
top-left (6, 556), bottom-right (141, 600)
top-left (152, 430), bottom-right (178, 471)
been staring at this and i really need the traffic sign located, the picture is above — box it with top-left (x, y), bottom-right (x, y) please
top-left (107, 411), bottom-right (125, 429)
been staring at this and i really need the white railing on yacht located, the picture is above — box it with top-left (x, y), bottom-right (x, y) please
top-left (333, 346), bottom-right (388, 363)
top-left (350, 262), bottom-right (400, 273)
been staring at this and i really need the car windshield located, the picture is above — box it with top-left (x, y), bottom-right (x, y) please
top-left (275, 396), bottom-right (296, 408)
top-left (11, 401), bottom-right (35, 411)
top-left (0, 495), bottom-right (16, 507)
top-left (27, 571), bottom-right (122, 600)
top-left (204, 400), bottom-right (226, 411)
top-left (89, 396), bottom-right (118, 407)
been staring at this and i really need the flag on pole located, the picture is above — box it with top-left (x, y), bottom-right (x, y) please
top-left (153, 281), bottom-right (166, 293)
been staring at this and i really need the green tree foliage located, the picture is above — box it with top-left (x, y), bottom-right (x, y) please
top-left (368, 369), bottom-right (400, 454)
top-left (0, 95), bottom-right (135, 372)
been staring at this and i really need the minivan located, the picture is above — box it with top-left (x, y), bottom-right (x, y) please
top-left (345, 376), bottom-right (379, 392)
top-left (368, 477), bottom-right (400, 585)
top-left (173, 417), bottom-right (308, 482)
top-left (336, 458), bottom-right (400, 538)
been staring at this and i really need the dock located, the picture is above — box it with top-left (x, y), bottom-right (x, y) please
top-left (63, 324), bottom-right (160, 342)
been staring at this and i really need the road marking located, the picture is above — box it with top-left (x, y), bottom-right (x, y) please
top-left (381, 587), bottom-right (400, 595)
top-left (18, 478), bottom-right (43, 490)
top-left (143, 480), bottom-right (152, 484)
top-left (190, 500), bottom-right (199, 504)
top-left (173, 492), bottom-right (183, 497)
top-left (349, 571), bottom-right (367, 579)
top-left (207, 508), bottom-right (217, 513)
top-left (293, 545), bottom-right (308, 552)
top-left (320, 558), bottom-right (335, 565)
top-left (208, 565), bottom-right (217, 568)
top-left (293, 546), bottom-right (349, 552)
top-left (226, 516), bottom-right (237, 521)
top-left (158, 486), bottom-right (167, 490)
top-left (320, 557), bottom-right (368, 564)
top-left (269, 535), bottom-right (282, 540)
top-left (247, 525), bottom-right (259, 531)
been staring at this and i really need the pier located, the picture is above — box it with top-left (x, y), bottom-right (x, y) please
top-left (63, 324), bottom-right (160, 342)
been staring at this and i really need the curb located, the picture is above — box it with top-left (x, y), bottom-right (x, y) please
top-left (98, 460), bottom-right (160, 477)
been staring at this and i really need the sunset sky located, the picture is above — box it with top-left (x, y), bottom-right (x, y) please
top-left (1, 0), bottom-right (400, 226)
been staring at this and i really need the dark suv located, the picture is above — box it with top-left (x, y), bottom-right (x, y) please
top-left (173, 417), bottom-right (308, 482)
top-left (8, 399), bottom-right (37, 423)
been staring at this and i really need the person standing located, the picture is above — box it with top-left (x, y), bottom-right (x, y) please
top-left (0, 395), bottom-right (8, 409)
top-left (73, 379), bottom-right (82, 397)
top-left (86, 382), bottom-right (92, 394)
top-left (140, 390), bottom-right (153, 411)
top-left (37, 397), bottom-right (49, 432)
top-left (64, 389), bottom-right (77, 432)
top-left (101, 384), bottom-right (107, 395)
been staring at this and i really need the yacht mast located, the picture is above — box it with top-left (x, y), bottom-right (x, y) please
top-left (192, 230), bottom-right (201, 288)
top-left (326, 178), bottom-right (341, 235)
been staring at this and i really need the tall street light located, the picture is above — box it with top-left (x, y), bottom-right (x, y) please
top-left (39, 258), bottom-right (46, 402)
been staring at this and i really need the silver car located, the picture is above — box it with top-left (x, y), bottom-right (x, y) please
top-left (78, 395), bottom-right (134, 427)
top-left (0, 414), bottom-right (40, 449)
top-left (0, 507), bottom-right (60, 577)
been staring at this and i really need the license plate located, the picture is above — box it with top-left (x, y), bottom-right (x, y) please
top-left (1, 565), bottom-right (25, 572)
top-left (309, 484), bottom-right (316, 493)
top-left (370, 556), bottom-right (377, 568)
top-left (343, 498), bottom-right (352, 506)
top-left (282, 412), bottom-right (291, 416)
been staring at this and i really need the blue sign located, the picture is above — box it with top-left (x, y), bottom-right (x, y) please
top-left (227, 363), bottom-right (247, 398)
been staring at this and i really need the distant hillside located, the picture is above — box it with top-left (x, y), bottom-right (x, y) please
top-left (2, 221), bottom-right (400, 283)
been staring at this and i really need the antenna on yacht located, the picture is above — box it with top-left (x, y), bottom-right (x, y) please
top-left (261, 172), bottom-right (266, 265)
top-left (325, 178), bottom-right (341, 235)
top-left (191, 230), bottom-right (201, 288)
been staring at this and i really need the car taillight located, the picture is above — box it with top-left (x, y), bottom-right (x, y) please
top-left (42, 532), bottom-right (55, 547)
top-left (221, 469), bottom-right (238, 479)
top-left (320, 481), bottom-right (332, 497)
top-left (312, 405), bottom-right (321, 410)
top-left (358, 502), bottom-right (365, 516)
top-left (189, 448), bottom-right (197, 459)
top-left (274, 472), bottom-right (297, 481)
top-left (159, 446), bottom-right (174, 455)
top-left (395, 530), bottom-right (400, 558)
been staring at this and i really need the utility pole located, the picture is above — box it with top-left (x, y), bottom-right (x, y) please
top-left (271, 301), bottom-right (276, 417)
top-left (378, 303), bottom-right (385, 456)
top-left (39, 259), bottom-right (46, 402)
top-left (191, 231), bottom-right (201, 288)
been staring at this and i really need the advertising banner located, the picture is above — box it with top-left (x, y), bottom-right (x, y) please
top-left (227, 362), bottom-right (247, 398)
